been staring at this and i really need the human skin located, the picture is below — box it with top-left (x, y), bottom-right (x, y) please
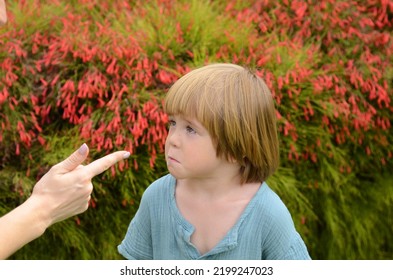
top-left (165, 115), bottom-right (239, 183)
top-left (0, 0), bottom-right (6, 26)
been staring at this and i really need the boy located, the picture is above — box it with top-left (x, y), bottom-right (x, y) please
top-left (118, 63), bottom-right (310, 259)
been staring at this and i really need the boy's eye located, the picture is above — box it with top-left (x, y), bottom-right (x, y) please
top-left (186, 126), bottom-right (196, 134)
top-left (168, 120), bottom-right (176, 128)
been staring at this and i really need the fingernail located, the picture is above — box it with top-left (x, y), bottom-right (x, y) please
top-left (123, 152), bottom-right (131, 159)
top-left (78, 143), bottom-right (88, 155)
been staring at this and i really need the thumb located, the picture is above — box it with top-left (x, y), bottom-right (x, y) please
top-left (57, 143), bottom-right (89, 172)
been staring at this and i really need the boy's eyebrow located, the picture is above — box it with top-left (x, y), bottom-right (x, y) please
top-left (184, 117), bottom-right (204, 130)
top-left (168, 114), bottom-right (204, 130)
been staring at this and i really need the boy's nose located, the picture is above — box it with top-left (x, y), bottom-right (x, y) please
top-left (166, 129), bottom-right (180, 147)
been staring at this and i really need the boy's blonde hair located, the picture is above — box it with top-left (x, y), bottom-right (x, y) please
top-left (164, 63), bottom-right (279, 184)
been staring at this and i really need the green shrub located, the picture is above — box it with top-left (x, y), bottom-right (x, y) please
top-left (0, 0), bottom-right (392, 259)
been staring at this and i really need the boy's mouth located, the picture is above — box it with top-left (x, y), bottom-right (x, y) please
top-left (168, 156), bottom-right (180, 163)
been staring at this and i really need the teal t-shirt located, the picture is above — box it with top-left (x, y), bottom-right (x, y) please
top-left (118, 174), bottom-right (311, 260)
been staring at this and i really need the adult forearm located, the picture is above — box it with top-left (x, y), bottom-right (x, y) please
top-left (0, 197), bottom-right (48, 259)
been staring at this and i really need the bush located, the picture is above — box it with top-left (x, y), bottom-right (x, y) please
top-left (1, 0), bottom-right (392, 259)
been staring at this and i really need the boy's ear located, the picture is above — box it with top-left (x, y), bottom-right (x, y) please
top-left (227, 155), bottom-right (239, 164)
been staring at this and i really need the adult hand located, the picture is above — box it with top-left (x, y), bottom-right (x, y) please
top-left (0, 144), bottom-right (130, 259)
top-left (31, 143), bottom-right (130, 226)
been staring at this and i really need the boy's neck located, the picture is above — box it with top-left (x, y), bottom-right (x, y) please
top-left (177, 173), bottom-right (251, 199)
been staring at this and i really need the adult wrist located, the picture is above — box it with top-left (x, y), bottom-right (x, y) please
top-left (22, 195), bottom-right (52, 238)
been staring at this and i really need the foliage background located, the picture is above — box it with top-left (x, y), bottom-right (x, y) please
top-left (0, 0), bottom-right (392, 259)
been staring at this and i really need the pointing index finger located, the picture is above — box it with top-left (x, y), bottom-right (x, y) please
top-left (84, 151), bottom-right (130, 178)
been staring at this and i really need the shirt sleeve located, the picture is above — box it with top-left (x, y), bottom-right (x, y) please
top-left (118, 189), bottom-right (153, 260)
top-left (282, 232), bottom-right (311, 260)
top-left (261, 192), bottom-right (311, 260)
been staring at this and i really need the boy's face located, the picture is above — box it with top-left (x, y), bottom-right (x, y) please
top-left (165, 115), bottom-right (236, 181)
top-left (0, 0), bottom-right (6, 26)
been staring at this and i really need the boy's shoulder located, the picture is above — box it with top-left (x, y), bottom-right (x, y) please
top-left (253, 182), bottom-right (294, 221)
top-left (142, 173), bottom-right (175, 198)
